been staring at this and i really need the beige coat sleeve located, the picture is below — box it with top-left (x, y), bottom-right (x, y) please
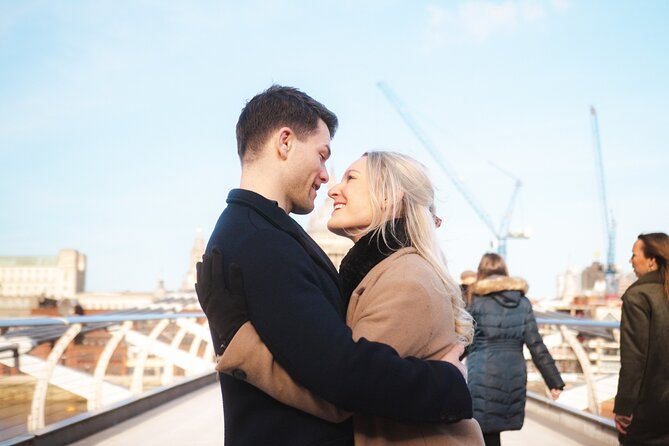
top-left (216, 321), bottom-right (351, 423)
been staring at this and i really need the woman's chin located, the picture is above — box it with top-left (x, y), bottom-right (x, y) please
top-left (327, 225), bottom-right (345, 236)
top-left (327, 225), bottom-right (351, 240)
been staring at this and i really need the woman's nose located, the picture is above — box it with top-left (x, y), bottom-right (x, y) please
top-left (328, 183), bottom-right (341, 199)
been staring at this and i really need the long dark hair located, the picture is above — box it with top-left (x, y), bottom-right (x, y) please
top-left (477, 253), bottom-right (509, 280)
top-left (638, 232), bottom-right (669, 298)
top-left (467, 252), bottom-right (509, 304)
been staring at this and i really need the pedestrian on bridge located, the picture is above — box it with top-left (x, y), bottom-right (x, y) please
top-left (614, 232), bottom-right (669, 446)
top-left (465, 253), bottom-right (565, 446)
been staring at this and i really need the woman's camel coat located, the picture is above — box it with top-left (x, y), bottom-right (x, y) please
top-left (218, 247), bottom-right (483, 445)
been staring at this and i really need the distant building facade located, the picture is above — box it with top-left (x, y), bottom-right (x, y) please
top-left (0, 249), bottom-right (86, 299)
top-left (617, 271), bottom-right (637, 296)
top-left (556, 267), bottom-right (582, 301)
top-left (581, 261), bottom-right (606, 296)
top-left (181, 228), bottom-right (205, 292)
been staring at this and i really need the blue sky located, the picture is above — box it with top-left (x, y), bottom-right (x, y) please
top-left (1, 0), bottom-right (667, 298)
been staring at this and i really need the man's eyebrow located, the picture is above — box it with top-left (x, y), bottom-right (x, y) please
top-left (324, 144), bottom-right (331, 159)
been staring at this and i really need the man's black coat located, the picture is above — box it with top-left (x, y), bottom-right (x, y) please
top-left (206, 189), bottom-right (472, 446)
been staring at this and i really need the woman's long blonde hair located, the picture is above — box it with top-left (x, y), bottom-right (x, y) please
top-left (360, 151), bottom-right (474, 345)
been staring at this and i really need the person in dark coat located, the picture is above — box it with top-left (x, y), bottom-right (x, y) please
top-left (465, 253), bottom-right (564, 446)
top-left (614, 232), bottom-right (669, 446)
top-left (460, 270), bottom-right (477, 298)
top-left (196, 85), bottom-right (472, 446)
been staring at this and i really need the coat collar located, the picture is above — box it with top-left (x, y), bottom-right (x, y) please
top-left (350, 248), bottom-right (418, 298)
top-left (226, 189), bottom-right (339, 285)
top-left (629, 270), bottom-right (663, 288)
top-left (339, 220), bottom-right (410, 300)
top-left (471, 275), bottom-right (529, 296)
top-left (227, 188), bottom-right (297, 236)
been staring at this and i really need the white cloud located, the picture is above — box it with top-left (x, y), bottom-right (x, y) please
top-left (425, 4), bottom-right (450, 48)
top-left (551, 0), bottom-right (570, 12)
top-left (424, 0), bottom-right (568, 47)
top-left (459, 1), bottom-right (520, 40)
top-left (521, 2), bottom-right (546, 22)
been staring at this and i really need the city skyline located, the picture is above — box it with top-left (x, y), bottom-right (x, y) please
top-left (1, 1), bottom-right (668, 298)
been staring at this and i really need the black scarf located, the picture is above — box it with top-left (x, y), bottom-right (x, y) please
top-left (338, 219), bottom-right (411, 302)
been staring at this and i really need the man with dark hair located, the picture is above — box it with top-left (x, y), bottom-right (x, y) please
top-left (236, 84), bottom-right (338, 164)
top-left (199, 85), bottom-right (472, 445)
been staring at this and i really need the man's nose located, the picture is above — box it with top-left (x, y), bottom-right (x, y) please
top-left (320, 166), bottom-right (329, 184)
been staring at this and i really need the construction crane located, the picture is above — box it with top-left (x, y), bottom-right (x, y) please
top-left (377, 81), bottom-right (528, 258)
top-left (489, 161), bottom-right (526, 243)
top-left (590, 106), bottom-right (618, 299)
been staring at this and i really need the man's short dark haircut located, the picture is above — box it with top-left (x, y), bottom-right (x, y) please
top-left (236, 85), bottom-right (338, 162)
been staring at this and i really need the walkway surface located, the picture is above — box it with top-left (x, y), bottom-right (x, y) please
top-left (72, 383), bottom-right (604, 445)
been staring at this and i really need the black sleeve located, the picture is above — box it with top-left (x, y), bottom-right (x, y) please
top-left (236, 230), bottom-right (472, 423)
top-left (613, 290), bottom-right (650, 416)
top-left (523, 299), bottom-right (564, 390)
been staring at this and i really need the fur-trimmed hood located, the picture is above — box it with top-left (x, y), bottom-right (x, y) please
top-left (471, 275), bottom-right (529, 296)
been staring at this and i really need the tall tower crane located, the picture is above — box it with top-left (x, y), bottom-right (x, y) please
top-left (489, 162), bottom-right (525, 244)
top-left (377, 81), bottom-right (528, 257)
top-left (590, 106), bottom-right (618, 299)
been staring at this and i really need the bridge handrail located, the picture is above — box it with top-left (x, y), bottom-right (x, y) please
top-left (535, 318), bottom-right (619, 329)
top-left (0, 313), bottom-right (205, 328)
top-left (527, 391), bottom-right (616, 428)
top-left (0, 311), bottom-right (214, 443)
top-left (2, 314), bottom-right (618, 329)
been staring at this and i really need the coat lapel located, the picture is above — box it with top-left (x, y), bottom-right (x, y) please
top-left (294, 226), bottom-right (340, 287)
top-left (227, 189), bottom-right (340, 290)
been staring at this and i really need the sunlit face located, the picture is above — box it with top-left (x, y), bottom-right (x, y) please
top-left (630, 239), bottom-right (656, 277)
top-left (285, 119), bottom-right (331, 215)
top-left (327, 156), bottom-right (373, 242)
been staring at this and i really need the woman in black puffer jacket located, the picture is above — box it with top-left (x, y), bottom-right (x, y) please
top-left (466, 253), bottom-right (564, 446)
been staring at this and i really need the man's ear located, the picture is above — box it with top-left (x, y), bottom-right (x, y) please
top-left (276, 127), bottom-right (293, 160)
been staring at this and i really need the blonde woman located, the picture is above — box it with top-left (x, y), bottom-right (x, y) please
top-left (209, 152), bottom-right (483, 445)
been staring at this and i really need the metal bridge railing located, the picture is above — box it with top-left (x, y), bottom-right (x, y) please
top-left (0, 312), bottom-right (620, 443)
top-left (0, 311), bottom-right (212, 443)
top-left (533, 317), bottom-right (620, 429)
